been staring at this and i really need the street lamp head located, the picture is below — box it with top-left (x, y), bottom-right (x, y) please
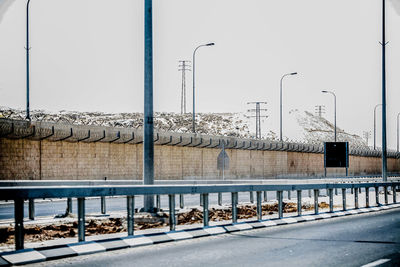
top-left (290, 72), bottom-right (298, 75)
top-left (206, 43), bottom-right (215, 46)
top-left (321, 90), bottom-right (328, 93)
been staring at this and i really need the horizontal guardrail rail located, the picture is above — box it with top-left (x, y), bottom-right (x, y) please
top-left (1, 181), bottom-right (399, 251)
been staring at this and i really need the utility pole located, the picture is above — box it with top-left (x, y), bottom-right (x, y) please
top-left (178, 60), bottom-right (191, 114)
top-left (26, 0), bottom-right (31, 121)
top-left (381, 0), bottom-right (388, 181)
top-left (314, 105), bottom-right (326, 118)
top-left (363, 131), bottom-right (371, 146)
top-left (143, 0), bottom-right (154, 211)
top-left (247, 102), bottom-right (268, 139)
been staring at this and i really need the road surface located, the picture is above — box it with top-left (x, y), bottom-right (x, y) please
top-left (29, 208), bottom-right (400, 267)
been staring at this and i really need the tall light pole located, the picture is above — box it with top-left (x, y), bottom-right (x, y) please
top-left (397, 113), bottom-right (400, 153)
top-left (143, 0), bottom-right (154, 211)
top-left (26, 0), bottom-right (31, 121)
top-left (374, 104), bottom-right (382, 150)
top-left (192, 42), bottom-right (215, 133)
top-left (279, 72), bottom-right (297, 142)
top-left (381, 0), bottom-right (388, 181)
top-left (322, 90), bottom-right (337, 142)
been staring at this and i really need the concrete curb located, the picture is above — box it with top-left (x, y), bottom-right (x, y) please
top-left (1, 203), bottom-right (400, 266)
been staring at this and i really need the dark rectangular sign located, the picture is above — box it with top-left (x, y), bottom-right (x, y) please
top-left (324, 142), bottom-right (349, 168)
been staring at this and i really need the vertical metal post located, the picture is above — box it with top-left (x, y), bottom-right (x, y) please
top-left (218, 192), bottom-right (222, 206)
top-left (101, 196), bottom-right (106, 215)
top-left (351, 188), bottom-right (354, 194)
top-left (342, 188), bottom-right (346, 211)
top-left (67, 198), bottom-right (73, 214)
top-left (308, 189), bottom-right (311, 198)
top-left (28, 199), bottom-right (35, 220)
top-left (169, 194), bottom-right (176, 231)
top-left (202, 193), bottom-right (209, 227)
top-left (232, 192), bottom-right (238, 223)
top-left (15, 199), bottom-right (24, 250)
top-left (288, 190), bottom-right (291, 200)
top-left (179, 194), bottom-right (184, 209)
top-left (393, 185), bottom-right (397, 203)
top-left (200, 194), bottom-right (203, 207)
top-left (26, 0), bottom-right (31, 120)
top-left (297, 190), bottom-right (302, 216)
top-left (366, 187), bottom-right (370, 208)
top-left (375, 186), bottom-right (380, 206)
top-left (328, 189), bottom-right (333, 213)
top-left (127, 196), bottom-right (135, 236)
top-left (384, 186), bottom-right (388, 204)
top-left (277, 191), bottom-right (283, 219)
top-left (263, 191), bottom-right (268, 202)
top-left (381, 0), bottom-right (388, 181)
top-left (156, 195), bottom-right (161, 211)
top-left (143, 0), bottom-right (155, 212)
top-left (78, 198), bottom-right (85, 242)
top-left (354, 187), bottom-right (359, 209)
top-left (256, 191), bottom-right (262, 221)
top-left (314, 189), bottom-right (319, 215)
top-left (335, 188), bottom-right (338, 195)
top-left (250, 191), bottom-right (254, 203)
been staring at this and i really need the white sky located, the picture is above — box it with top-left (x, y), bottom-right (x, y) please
top-left (1, 0), bottom-right (400, 149)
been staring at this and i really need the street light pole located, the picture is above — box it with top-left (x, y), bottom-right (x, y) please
top-left (374, 104), bottom-right (382, 150)
top-left (143, 0), bottom-right (154, 211)
top-left (322, 90), bottom-right (337, 142)
top-left (381, 0), bottom-right (388, 181)
top-left (192, 42), bottom-right (215, 133)
top-left (397, 113), bottom-right (400, 153)
top-left (279, 72), bottom-right (297, 142)
top-left (26, 0), bottom-right (31, 121)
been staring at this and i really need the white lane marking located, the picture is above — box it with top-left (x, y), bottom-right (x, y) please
top-left (361, 258), bottom-right (391, 267)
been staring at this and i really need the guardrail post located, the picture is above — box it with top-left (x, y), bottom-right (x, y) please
top-left (351, 188), bottom-right (354, 194)
top-left (28, 199), bottom-right (35, 220)
top-left (232, 192), bottom-right (238, 223)
top-left (393, 185), bottom-right (397, 203)
top-left (263, 191), bottom-right (268, 202)
top-left (218, 193), bottom-right (222, 206)
top-left (354, 187), bottom-right (359, 209)
top-left (250, 191), bottom-right (254, 203)
top-left (328, 189), bottom-right (333, 213)
top-left (277, 191), bottom-right (283, 219)
top-left (200, 194), bottom-right (203, 207)
top-left (335, 188), bottom-right (338, 196)
top-left (127, 196), bottom-right (135, 236)
top-left (297, 190), bottom-right (302, 216)
top-left (314, 189), bottom-right (319, 215)
top-left (156, 195), bottom-right (161, 211)
top-left (342, 188), bottom-right (347, 211)
top-left (101, 196), bottom-right (106, 215)
top-left (15, 199), bottom-right (24, 250)
top-left (256, 191), bottom-right (262, 221)
top-left (202, 193), bottom-right (209, 227)
top-left (78, 198), bottom-right (85, 242)
top-left (308, 189), bottom-right (311, 198)
top-left (180, 194), bottom-right (184, 209)
top-left (365, 187), bottom-right (370, 208)
top-left (359, 188), bottom-right (362, 194)
top-left (384, 186), bottom-right (388, 204)
top-left (169, 194), bottom-right (176, 231)
top-left (288, 191), bottom-right (291, 200)
top-left (375, 186), bottom-right (380, 206)
top-left (67, 197), bottom-right (73, 214)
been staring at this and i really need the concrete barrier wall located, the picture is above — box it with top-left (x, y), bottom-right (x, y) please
top-left (0, 119), bottom-right (399, 180)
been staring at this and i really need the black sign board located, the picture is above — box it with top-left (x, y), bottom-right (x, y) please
top-left (324, 142), bottom-right (349, 168)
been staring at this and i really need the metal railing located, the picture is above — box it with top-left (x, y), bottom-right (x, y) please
top-left (1, 181), bottom-right (399, 251)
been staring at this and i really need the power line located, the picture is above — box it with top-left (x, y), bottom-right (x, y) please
top-left (247, 102), bottom-right (268, 139)
top-left (178, 60), bottom-right (191, 115)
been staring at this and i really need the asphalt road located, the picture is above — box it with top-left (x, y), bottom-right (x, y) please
top-left (30, 208), bottom-right (400, 267)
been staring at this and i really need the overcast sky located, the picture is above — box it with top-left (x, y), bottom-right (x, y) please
top-left (1, 0), bottom-right (400, 148)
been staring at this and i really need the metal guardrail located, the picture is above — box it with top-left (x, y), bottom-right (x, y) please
top-left (1, 181), bottom-right (399, 251)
